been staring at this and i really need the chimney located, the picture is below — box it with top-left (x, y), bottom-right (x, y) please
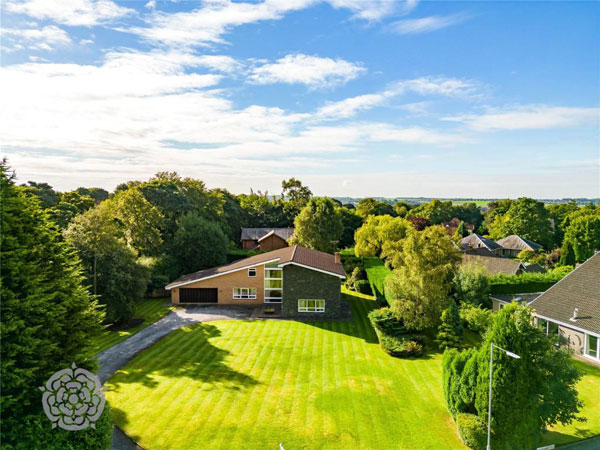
top-left (334, 252), bottom-right (341, 264)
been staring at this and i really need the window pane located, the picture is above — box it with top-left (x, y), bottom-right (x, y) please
top-left (265, 290), bottom-right (282, 298)
top-left (265, 279), bottom-right (282, 289)
top-left (248, 268), bottom-right (256, 277)
top-left (587, 335), bottom-right (598, 358)
top-left (265, 269), bottom-right (282, 279)
top-left (538, 318), bottom-right (547, 330)
top-left (548, 322), bottom-right (559, 335)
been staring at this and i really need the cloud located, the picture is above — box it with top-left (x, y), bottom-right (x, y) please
top-left (390, 13), bottom-right (469, 34)
top-left (1, 25), bottom-right (72, 52)
top-left (145, 0), bottom-right (156, 9)
top-left (195, 55), bottom-right (244, 74)
top-left (447, 105), bottom-right (600, 131)
top-left (248, 53), bottom-right (365, 88)
top-left (5, 0), bottom-right (135, 26)
top-left (326, 0), bottom-right (418, 21)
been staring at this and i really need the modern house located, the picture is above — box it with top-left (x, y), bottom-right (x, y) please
top-left (461, 233), bottom-right (503, 256)
top-left (529, 253), bottom-right (600, 364)
top-left (496, 235), bottom-right (543, 257)
top-left (165, 245), bottom-right (346, 319)
top-left (490, 292), bottom-right (542, 311)
top-left (462, 254), bottom-right (526, 276)
top-left (240, 227), bottom-right (294, 251)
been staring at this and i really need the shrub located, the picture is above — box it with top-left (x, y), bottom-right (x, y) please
top-left (341, 255), bottom-right (364, 275)
top-left (355, 279), bottom-right (372, 295)
top-left (380, 334), bottom-right (424, 358)
top-left (442, 348), bottom-right (478, 418)
top-left (488, 267), bottom-right (572, 294)
top-left (436, 301), bottom-right (463, 350)
top-left (456, 413), bottom-right (487, 450)
top-left (368, 308), bottom-right (409, 337)
top-left (459, 304), bottom-right (493, 334)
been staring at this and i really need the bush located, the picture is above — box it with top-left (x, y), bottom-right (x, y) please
top-left (355, 279), bottom-right (372, 295)
top-left (380, 334), bottom-right (424, 358)
top-left (368, 308), bottom-right (409, 337)
top-left (456, 413), bottom-right (487, 450)
top-left (488, 267), bottom-right (572, 294)
top-left (459, 304), bottom-right (493, 334)
top-left (341, 255), bottom-right (364, 275)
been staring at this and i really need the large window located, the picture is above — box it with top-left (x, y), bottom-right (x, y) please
top-left (298, 299), bottom-right (325, 313)
top-left (233, 288), bottom-right (257, 299)
top-left (586, 335), bottom-right (599, 359)
top-left (264, 262), bottom-right (283, 303)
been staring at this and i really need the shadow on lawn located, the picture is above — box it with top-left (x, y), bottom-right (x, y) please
top-left (106, 323), bottom-right (259, 391)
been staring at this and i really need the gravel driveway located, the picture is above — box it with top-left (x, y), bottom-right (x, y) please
top-left (96, 305), bottom-right (253, 450)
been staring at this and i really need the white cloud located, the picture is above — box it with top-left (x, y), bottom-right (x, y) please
top-left (195, 55), bottom-right (244, 74)
top-left (1, 25), bottom-right (72, 51)
top-left (448, 105), bottom-right (600, 131)
top-left (5, 0), bottom-right (135, 26)
top-left (390, 13), bottom-right (469, 34)
top-left (326, 0), bottom-right (418, 21)
top-left (248, 53), bottom-right (365, 88)
top-left (145, 0), bottom-right (156, 10)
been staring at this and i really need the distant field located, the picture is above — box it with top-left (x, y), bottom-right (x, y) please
top-left (450, 200), bottom-right (491, 206)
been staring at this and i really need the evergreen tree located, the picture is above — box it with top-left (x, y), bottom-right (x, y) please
top-left (559, 239), bottom-right (576, 266)
top-left (289, 198), bottom-right (343, 252)
top-left (436, 301), bottom-right (463, 350)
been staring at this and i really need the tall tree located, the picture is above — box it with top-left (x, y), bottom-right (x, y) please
top-left (386, 226), bottom-right (461, 330)
top-left (354, 215), bottom-right (410, 259)
top-left (436, 301), bottom-right (463, 350)
top-left (409, 199), bottom-right (455, 224)
top-left (20, 181), bottom-right (60, 208)
top-left (451, 263), bottom-right (491, 307)
top-left (562, 212), bottom-right (600, 263)
top-left (289, 197), bottom-right (343, 252)
top-left (355, 197), bottom-right (396, 218)
top-left (547, 202), bottom-right (580, 247)
top-left (337, 206), bottom-right (364, 249)
top-left (281, 177), bottom-right (312, 219)
top-left (1, 162), bottom-right (106, 445)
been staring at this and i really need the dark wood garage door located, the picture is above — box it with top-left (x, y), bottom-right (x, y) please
top-left (179, 288), bottom-right (218, 303)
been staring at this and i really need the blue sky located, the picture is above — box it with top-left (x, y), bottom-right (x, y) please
top-left (1, 0), bottom-right (599, 197)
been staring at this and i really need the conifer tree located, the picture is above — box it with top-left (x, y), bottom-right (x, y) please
top-left (436, 301), bottom-right (463, 349)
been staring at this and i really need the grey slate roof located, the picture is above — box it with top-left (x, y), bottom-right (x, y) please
top-left (166, 245), bottom-right (345, 289)
top-left (240, 227), bottom-right (294, 241)
top-left (523, 263), bottom-right (546, 274)
top-left (496, 235), bottom-right (544, 251)
top-left (490, 293), bottom-right (542, 304)
top-left (464, 247), bottom-right (497, 257)
top-left (529, 253), bottom-right (600, 335)
top-left (461, 233), bottom-right (502, 252)
top-left (462, 254), bottom-right (524, 276)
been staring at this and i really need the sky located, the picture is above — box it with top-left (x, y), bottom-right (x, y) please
top-left (1, 0), bottom-right (599, 198)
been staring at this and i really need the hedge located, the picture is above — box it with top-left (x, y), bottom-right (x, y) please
top-left (456, 413), bottom-right (487, 450)
top-left (379, 334), bottom-right (424, 357)
top-left (368, 308), bottom-right (425, 357)
top-left (488, 266), bottom-right (572, 294)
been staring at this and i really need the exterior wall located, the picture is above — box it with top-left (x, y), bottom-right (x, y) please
top-left (281, 264), bottom-right (342, 319)
top-left (258, 234), bottom-right (289, 251)
top-left (559, 325), bottom-right (585, 356)
top-left (242, 239), bottom-right (258, 250)
top-left (171, 264), bottom-right (265, 305)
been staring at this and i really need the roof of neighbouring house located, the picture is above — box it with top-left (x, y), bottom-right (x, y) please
top-left (461, 233), bottom-right (503, 252)
top-left (523, 263), bottom-right (546, 274)
top-left (464, 247), bottom-right (498, 257)
top-left (165, 245), bottom-right (346, 289)
top-left (240, 227), bottom-right (294, 241)
top-left (490, 292), bottom-right (543, 304)
top-left (496, 235), bottom-right (544, 251)
top-left (529, 253), bottom-right (600, 335)
top-left (462, 254), bottom-right (525, 276)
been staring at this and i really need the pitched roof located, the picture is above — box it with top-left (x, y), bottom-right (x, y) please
top-left (240, 228), bottom-right (294, 241)
top-left (166, 245), bottom-right (345, 289)
top-left (523, 263), bottom-right (546, 274)
top-left (529, 253), bottom-right (600, 335)
top-left (490, 292), bottom-right (542, 304)
top-left (496, 235), bottom-right (543, 251)
top-left (464, 247), bottom-right (497, 257)
top-left (462, 254), bottom-right (524, 276)
top-left (461, 233), bottom-right (502, 252)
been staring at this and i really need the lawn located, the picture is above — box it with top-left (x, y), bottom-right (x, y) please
top-left (91, 298), bottom-right (174, 355)
top-left (105, 290), bottom-right (466, 450)
top-left (364, 257), bottom-right (392, 302)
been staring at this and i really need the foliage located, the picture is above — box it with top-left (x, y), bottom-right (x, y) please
top-left (238, 191), bottom-right (288, 228)
top-left (289, 197), bottom-right (343, 252)
top-left (355, 197), bottom-right (396, 218)
top-left (436, 301), bottom-right (463, 350)
top-left (451, 263), bottom-right (490, 307)
top-left (345, 266), bottom-right (365, 289)
top-left (455, 413), bottom-right (487, 450)
top-left (459, 304), bottom-right (493, 334)
top-left (170, 212), bottom-right (228, 275)
top-left (386, 226), bottom-right (461, 330)
top-left (19, 181), bottom-right (60, 208)
top-left (547, 201), bottom-right (580, 246)
top-left (379, 334), bottom-right (424, 357)
top-left (487, 197), bottom-right (554, 249)
top-left (409, 199), bottom-right (456, 224)
top-left (337, 206), bottom-right (363, 249)
top-left (560, 239), bottom-right (576, 266)
top-left (368, 307), bottom-right (409, 336)
top-left (393, 200), bottom-right (412, 218)
top-left (0, 162), bottom-right (105, 447)
top-left (49, 190), bottom-right (97, 228)
top-left (281, 177), bottom-right (312, 218)
top-left (488, 266), bottom-right (572, 294)
top-left (355, 279), bottom-right (372, 295)
top-left (562, 212), bottom-right (600, 263)
top-left (442, 348), bottom-right (479, 418)
top-left (406, 215), bottom-right (430, 230)
top-left (517, 249), bottom-right (545, 265)
top-left (354, 215), bottom-right (410, 259)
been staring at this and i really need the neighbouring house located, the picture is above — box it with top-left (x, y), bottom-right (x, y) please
top-left (462, 254), bottom-right (526, 276)
top-left (240, 227), bottom-right (294, 251)
top-left (464, 247), bottom-right (498, 257)
top-left (496, 234), bottom-right (543, 257)
top-left (442, 217), bottom-right (475, 236)
top-left (529, 252), bottom-right (600, 364)
top-left (490, 292), bottom-right (542, 312)
top-left (522, 262), bottom-right (546, 274)
top-left (165, 245), bottom-right (346, 319)
top-left (461, 233), bottom-right (504, 256)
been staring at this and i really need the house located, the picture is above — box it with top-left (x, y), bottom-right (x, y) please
top-left (462, 254), bottom-right (525, 276)
top-left (165, 245), bottom-right (346, 318)
top-left (490, 292), bottom-right (542, 312)
top-left (522, 262), bottom-right (546, 274)
top-left (461, 233), bottom-right (503, 256)
top-left (496, 235), bottom-right (543, 257)
top-left (441, 217), bottom-right (475, 236)
top-left (240, 227), bottom-right (294, 251)
top-left (529, 253), bottom-right (600, 364)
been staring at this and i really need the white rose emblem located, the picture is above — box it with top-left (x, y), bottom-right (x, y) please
top-left (40, 363), bottom-right (105, 431)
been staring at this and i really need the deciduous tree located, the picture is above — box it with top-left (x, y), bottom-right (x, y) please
top-left (289, 197), bottom-right (343, 252)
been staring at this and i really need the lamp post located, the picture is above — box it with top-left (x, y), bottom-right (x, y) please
top-left (487, 343), bottom-right (520, 450)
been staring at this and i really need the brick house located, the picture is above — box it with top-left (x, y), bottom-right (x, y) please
top-left (240, 228), bottom-right (294, 251)
top-left (165, 245), bottom-right (346, 319)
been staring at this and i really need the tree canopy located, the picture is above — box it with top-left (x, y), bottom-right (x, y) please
top-left (289, 197), bottom-right (343, 252)
top-left (355, 198), bottom-right (396, 218)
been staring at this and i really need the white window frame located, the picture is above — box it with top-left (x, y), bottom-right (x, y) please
top-left (248, 268), bottom-right (257, 278)
top-left (298, 299), bottom-right (325, 313)
top-left (233, 287), bottom-right (257, 300)
top-left (585, 333), bottom-right (599, 361)
top-left (264, 263), bottom-right (283, 303)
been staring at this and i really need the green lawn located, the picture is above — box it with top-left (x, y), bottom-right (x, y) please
top-left (105, 291), bottom-right (466, 450)
top-left (364, 257), bottom-right (392, 301)
top-left (91, 298), bottom-right (174, 355)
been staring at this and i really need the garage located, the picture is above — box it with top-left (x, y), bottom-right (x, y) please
top-left (179, 288), bottom-right (218, 303)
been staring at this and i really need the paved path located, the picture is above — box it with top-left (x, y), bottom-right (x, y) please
top-left (96, 306), bottom-right (253, 450)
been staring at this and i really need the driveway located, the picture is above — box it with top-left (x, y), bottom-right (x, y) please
top-left (97, 306), bottom-right (253, 450)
